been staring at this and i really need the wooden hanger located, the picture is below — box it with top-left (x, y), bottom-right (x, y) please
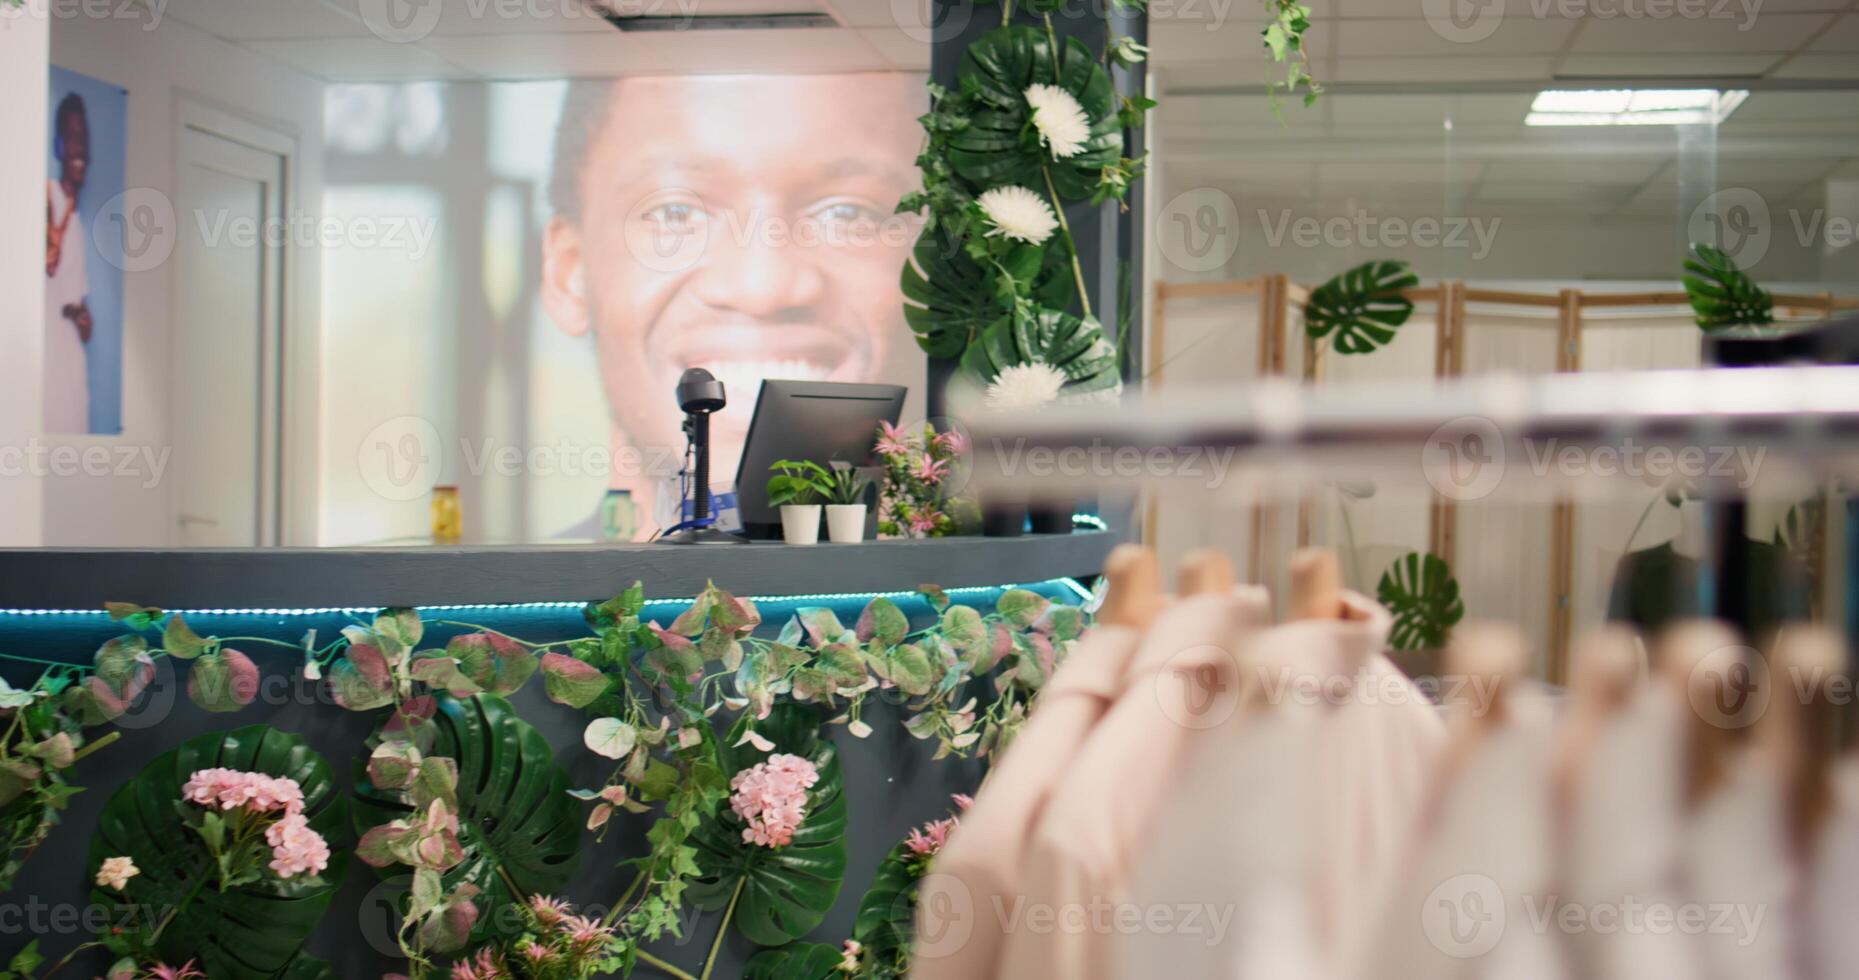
top-left (1417, 622), bottom-right (1529, 832)
top-left (1657, 620), bottom-right (1745, 809)
top-left (1097, 544), bottom-right (1164, 630)
top-left (1766, 626), bottom-right (1846, 863)
top-left (1286, 548), bottom-right (1344, 623)
top-left (1551, 626), bottom-right (1642, 817)
top-left (1177, 548), bottom-right (1236, 597)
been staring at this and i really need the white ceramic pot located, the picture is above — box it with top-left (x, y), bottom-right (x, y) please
top-left (825, 504), bottom-right (868, 543)
top-left (780, 504), bottom-right (822, 545)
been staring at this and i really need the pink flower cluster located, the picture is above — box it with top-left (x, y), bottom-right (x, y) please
top-left (905, 793), bottom-right (974, 859)
top-left (264, 812), bottom-right (331, 879)
top-left (181, 767), bottom-right (329, 880)
top-left (728, 753), bottom-right (819, 848)
top-left (182, 767), bottom-right (305, 814)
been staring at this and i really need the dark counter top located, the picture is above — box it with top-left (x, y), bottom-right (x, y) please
top-left (0, 532), bottom-right (1120, 609)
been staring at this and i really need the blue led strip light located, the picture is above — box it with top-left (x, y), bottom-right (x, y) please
top-left (0, 577), bottom-right (1096, 620)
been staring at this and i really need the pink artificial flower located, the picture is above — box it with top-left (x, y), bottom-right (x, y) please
top-left (837, 939), bottom-right (863, 973)
top-left (729, 753), bottom-right (819, 848)
top-left (952, 793), bottom-right (975, 811)
top-left (904, 817), bottom-right (957, 858)
top-left (908, 511), bottom-right (940, 535)
top-left (911, 454), bottom-right (949, 485)
top-left (265, 811), bottom-right (332, 879)
top-left (148, 963), bottom-right (205, 980)
top-left (180, 768), bottom-right (307, 815)
top-left (875, 421), bottom-right (911, 458)
top-left (563, 914), bottom-right (615, 950)
top-left (95, 855), bottom-right (138, 891)
top-left (529, 894), bottom-right (572, 927)
top-left (932, 429), bottom-right (968, 456)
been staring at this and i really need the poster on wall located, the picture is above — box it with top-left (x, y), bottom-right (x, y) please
top-left (44, 65), bottom-right (126, 436)
top-left (324, 73), bottom-right (927, 543)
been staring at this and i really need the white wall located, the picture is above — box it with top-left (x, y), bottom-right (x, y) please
top-left (0, 7), bottom-right (49, 547)
top-left (46, 13), bottom-right (324, 545)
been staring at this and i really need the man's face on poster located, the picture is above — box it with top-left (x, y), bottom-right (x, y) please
top-left (58, 110), bottom-right (89, 195)
top-left (542, 73), bottom-right (923, 484)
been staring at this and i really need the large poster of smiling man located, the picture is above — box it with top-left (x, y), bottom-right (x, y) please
top-left (538, 73), bottom-right (926, 537)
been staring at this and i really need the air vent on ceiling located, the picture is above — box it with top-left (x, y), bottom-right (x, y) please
top-left (597, 11), bottom-right (838, 31)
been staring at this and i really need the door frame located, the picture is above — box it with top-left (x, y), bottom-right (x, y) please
top-left (171, 99), bottom-right (301, 547)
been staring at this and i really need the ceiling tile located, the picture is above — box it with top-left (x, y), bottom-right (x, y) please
top-left (1807, 13), bottom-right (1859, 50)
top-left (855, 25), bottom-right (931, 69)
top-left (1568, 12), bottom-right (1834, 54)
top-left (1332, 56), bottom-right (1556, 82)
top-left (160, 0), bottom-right (372, 41)
top-left (1555, 52), bottom-right (1785, 75)
top-left (239, 37), bottom-right (476, 80)
top-left (405, 32), bottom-right (652, 77)
top-left (1335, 15), bottom-right (1577, 57)
top-left (1772, 52), bottom-right (1859, 77)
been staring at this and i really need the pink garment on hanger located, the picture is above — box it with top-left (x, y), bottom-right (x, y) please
top-left (1311, 592), bottom-right (1448, 953)
top-left (1682, 750), bottom-right (1797, 980)
top-left (1561, 687), bottom-right (1698, 980)
top-left (996, 587), bottom-right (1270, 980)
top-left (1351, 703), bottom-right (1565, 980)
top-left (1803, 758), bottom-right (1859, 980)
top-left (910, 623), bottom-right (1144, 980)
top-left (1118, 591), bottom-right (1446, 979)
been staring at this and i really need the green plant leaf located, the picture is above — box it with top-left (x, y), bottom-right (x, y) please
top-left (689, 703), bottom-right (847, 946)
top-left (743, 942), bottom-right (842, 980)
top-left (352, 695), bottom-right (580, 943)
top-left (996, 589), bottom-right (1051, 629)
top-left (1682, 242), bottom-right (1774, 333)
top-left (187, 648), bottom-right (259, 713)
top-left (950, 26), bottom-right (1122, 200)
top-left (1304, 260), bottom-right (1419, 355)
top-left (901, 224), bottom-right (1073, 361)
top-left (539, 652), bottom-right (609, 708)
top-left (87, 726), bottom-right (349, 979)
top-left (937, 605), bottom-right (985, 656)
top-left (960, 307), bottom-right (1120, 397)
top-left (1376, 551), bottom-right (1465, 652)
top-left (163, 614), bottom-right (208, 660)
top-left (852, 841), bottom-right (920, 967)
top-left (856, 597), bottom-right (910, 647)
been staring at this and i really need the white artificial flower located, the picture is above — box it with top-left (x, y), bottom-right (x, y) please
top-left (1024, 83), bottom-right (1090, 159)
top-left (976, 186), bottom-right (1058, 245)
top-left (984, 362), bottom-right (1068, 412)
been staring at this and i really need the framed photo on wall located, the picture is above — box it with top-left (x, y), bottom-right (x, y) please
top-left (45, 65), bottom-right (126, 436)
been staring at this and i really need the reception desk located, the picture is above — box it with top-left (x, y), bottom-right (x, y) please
top-left (0, 532), bottom-right (1117, 977)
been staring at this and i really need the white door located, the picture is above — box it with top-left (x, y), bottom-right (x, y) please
top-left (171, 124), bottom-right (286, 547)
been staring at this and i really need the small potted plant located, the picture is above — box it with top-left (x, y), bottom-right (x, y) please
top-left (823, 463), bottom-right (873, 544)
top-left (766, 459), bottom-right (833, 545)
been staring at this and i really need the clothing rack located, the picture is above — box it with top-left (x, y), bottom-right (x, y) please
top-left (973, 364), bottom-right (1859, 466)
top-left (971, 363), bottom-right (1859, 674)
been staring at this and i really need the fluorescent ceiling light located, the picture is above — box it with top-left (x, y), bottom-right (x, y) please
top-left (1526, 89), bottom-right (1747, 127)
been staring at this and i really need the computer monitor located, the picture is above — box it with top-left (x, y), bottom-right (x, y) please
top-left (734, 380), bottom-right (907, 540)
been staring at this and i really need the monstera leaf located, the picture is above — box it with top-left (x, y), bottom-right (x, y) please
top-left (1682, 242), bottom-right (1774, 333)
top-left (744, 942), bottom-right (842, 980)
top-left (949, 26), bottom-right (1122, 200)
top-left (851, 842), bottom-right (920, 976)
top-left (688, 703), bottom-right (847, 946)
top-left (902, 224), bottom-right (1074, 360)
top-left (1304, 259), bottom-right (1419, 355)
top-left (1377, 552), bottom-right (1465, 652)
top-left (87, 726), bottom-right (348, 979)
top-left (960, 307), bottom-right (1120, 398)
top-left (352, 695), bottom-right (579, 942)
